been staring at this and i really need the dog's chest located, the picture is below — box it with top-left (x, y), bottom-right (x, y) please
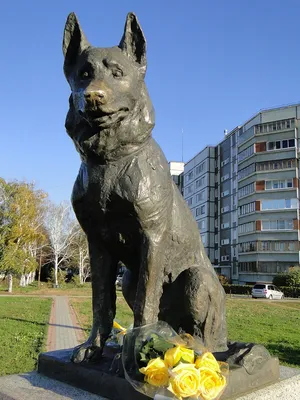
top-left (75, 160), bottom-right (140, 213)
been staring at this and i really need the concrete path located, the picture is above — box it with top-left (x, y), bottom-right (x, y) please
top-left (47, 296), bottom-right (82, 351)
top-left (0, 372), bottom-right (107, 400)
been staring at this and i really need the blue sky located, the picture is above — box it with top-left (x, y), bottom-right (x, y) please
top-left (1, 0), bottom-right (300, 203)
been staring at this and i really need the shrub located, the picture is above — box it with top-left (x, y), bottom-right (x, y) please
top-left (47, 268), bottom-right (68, 288)
top-left (222, 284), bottom-right (253, 295)
top-left (273, 273), bottom-right (289, 287)
top-left (275, 286), bottom-right (300, 298)
top-left (70, 274), bottom-right (84, 287)
top-left (222, 284), bottom-right (300, 298)
top-left (273, 268), bottom-right (300, 288)
top-left (217, 274), bottom-right (230, 285)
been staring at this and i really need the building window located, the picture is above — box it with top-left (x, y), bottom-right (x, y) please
top-left (201, 235), bottom-right (206, 245)
top-left (239, 221), bottom-right (255, 234)
top-left (267, 138), bottom-right (295, 151)
top-left (238, 202), bottom-right (255, 216)
top-left (238, 163), bottom-right (255, 180)
top-left (255, 119), bottom-right (295, 134)
top-left (221, 206), bottom-right (230, 213)
top-left (221, 190), bottom-right (230, 197)
top-left (196, 205), bottom-right (206, 216)
top-left (261, 219), bottom-right (293, 230)
top-left (233, 195), bottom-right (237, 206)
top-left (196, 190), bottom-right (205, 202)
top-left (265, 179), bottom-right (294, 190)
top-left (221, 158), bottom-right (229, 166)
top-left (233, 228), bottom-right (237, 240)
top-left (221, 222), bottom-right (230, 229)
top-left (238, 183), bottom-right (255, 199)
top-left (195, 176), bottom-right (206, 189)
top-left (221, 255), bottom-right (229, 262)
top-left (239, 262), bottom-right (257, 272)
top-left (195, 161), bottom-right (206, 175)
top-left (221, 239), bottom-right (230, 245)
top-left (221, 174), bottom-right (229, 182)
top-left (198, 220), bottom-right (205, 231)
top-left (256, 159), bottom-right (296, 172)
top-left (187, 197), bottom-right (193, 206)
top-left (186, 171), bottom-right (193, 182)
top-left (257, 262), bottom-right (290, 273)
top-left (261, 198), bottom-right (298, 210)
top-left (185, 185), bottom-right (193, 196)
top-left (238, 145), bottom-right (254, 162)
top-left (239, 241), bottom-right (257, 253)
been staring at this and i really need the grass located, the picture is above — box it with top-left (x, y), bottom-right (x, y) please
top-left (226, 299), bottom-right (300, 367)
top-left (0, 297), bottom-right (52, 375)
top-left (70, 290), bottom-right (132, 334)
top-left (0, 280), bottom-right (92, 297)
top-left (70, 296), bottom-right (300, 368)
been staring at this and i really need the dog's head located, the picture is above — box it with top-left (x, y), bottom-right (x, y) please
top-left (63, 12), bottom-right (155, 161)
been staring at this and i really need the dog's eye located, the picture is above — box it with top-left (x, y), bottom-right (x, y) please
top-left (80, 71), bottom-right (90, 80)
top-left (112, 68), bottom-right (123, 78)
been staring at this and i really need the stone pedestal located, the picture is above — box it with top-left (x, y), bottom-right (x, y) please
top-left (38, 346), bottom-right (280, 400)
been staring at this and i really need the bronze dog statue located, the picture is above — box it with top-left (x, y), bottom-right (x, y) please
top-left (63, 12), bottom-right (227, 363)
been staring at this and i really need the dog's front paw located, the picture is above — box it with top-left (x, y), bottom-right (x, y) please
top-left (71, 341), bottom-right (103, 363)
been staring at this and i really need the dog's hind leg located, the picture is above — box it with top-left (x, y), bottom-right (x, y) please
top-left (71, 240), bottom-right (117, 363)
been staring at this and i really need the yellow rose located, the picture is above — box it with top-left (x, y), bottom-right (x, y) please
top-left (139, 358), bottom-right (169, 387)
top-left (168, 363), bottom-right (200, 400)
top-left (179, 347), bottom-right (195, 364)
top-left (195, 352), bottom-right (220, 372)
top-left (164, 346), bottom-right (195, 367)
top-left (198, 367), bottom-right (226, 400)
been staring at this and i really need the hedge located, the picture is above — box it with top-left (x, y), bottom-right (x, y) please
top-left (223, 285), bottom-right (252, 295)
top-left (222, 284), bottom-right (300, 298)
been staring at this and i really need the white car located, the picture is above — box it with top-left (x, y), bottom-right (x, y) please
top-left (252, 283), bottom-right (284, 299)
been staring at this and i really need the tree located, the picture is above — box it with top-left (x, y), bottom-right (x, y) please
top-left (71, 224), bottom-right (90, 284)
top-left (0, 244), bottom-right (37, 292)
top-left (44, 201), bottom-right (77, 287)
top-left (9, 182), bottom-right (47, 286)
top-left (0, 179), bottom-right (47, 291)
top-left (273, 267), bottom-right (300, 288)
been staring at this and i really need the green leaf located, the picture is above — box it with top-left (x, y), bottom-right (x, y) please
top-left (152, 336), bottom-right (174, 353)
top-left (139, 352), bottom-right (148, 363)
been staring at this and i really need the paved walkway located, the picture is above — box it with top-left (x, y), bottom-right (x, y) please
top-left (46, 296), bottom-right (82, 352)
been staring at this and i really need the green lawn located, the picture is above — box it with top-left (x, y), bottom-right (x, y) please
top-left (71, 291), bottom-right (132, 334)
top-left (70, 296), bottom-right (300, 368)
top-left (0, 297), bottom-right (52, 375)
top-left (0, 280), bottom-right (92, 297)
top-left (226, 299), bottom-right (300, 367)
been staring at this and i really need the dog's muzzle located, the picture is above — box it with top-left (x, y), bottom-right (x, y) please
top-left (72, 88), bottom-right (108, 114)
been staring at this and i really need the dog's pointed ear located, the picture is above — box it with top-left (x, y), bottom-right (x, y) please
top-left (119, 13), bottom-right (147, 74)
top-left (63, 13), bottom-right (90, 76)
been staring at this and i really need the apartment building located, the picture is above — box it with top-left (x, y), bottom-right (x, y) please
top-left (169, 161), bottom-right (184, 191)
top-left (182, 103), bottom-right (300, 284)
top-left (183, 147), bottom-right (216, 263)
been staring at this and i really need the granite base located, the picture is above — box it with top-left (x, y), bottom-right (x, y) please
top-left (38, 347), bottom-right (280, 400)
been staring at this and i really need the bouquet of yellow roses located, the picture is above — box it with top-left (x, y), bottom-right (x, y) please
top-left (122, 321), bottom-right (228, 400)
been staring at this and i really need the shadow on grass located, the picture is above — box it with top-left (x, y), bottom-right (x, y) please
top-left (266, 343), bottom-right (300, 367)
top-left (0, 317), bottom-right (89, 332)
